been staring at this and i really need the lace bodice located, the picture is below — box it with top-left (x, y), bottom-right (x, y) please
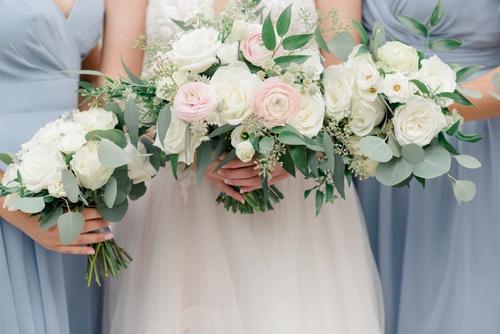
top-left (146, 0), bottom-right (317, 41)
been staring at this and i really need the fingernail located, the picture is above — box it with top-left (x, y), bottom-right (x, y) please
top-left (104, 233), bottom-right (114, 240)
top-left (224, 179), bottom-right (230, 184)
top-left (87, 249), bottom-right (95, 255)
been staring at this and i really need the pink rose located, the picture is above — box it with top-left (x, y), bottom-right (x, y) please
top-left (173, 82), bottom-right (217, 123)
top-left (253, 78), bottom-right (301, 128)
top-left (241, 32), bottom-right (275, 67)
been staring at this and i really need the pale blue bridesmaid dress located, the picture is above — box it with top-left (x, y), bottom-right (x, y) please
top-left (0, 0), bottom-right (104, 333)
top-left (358, 1), bottom-right (500, 333)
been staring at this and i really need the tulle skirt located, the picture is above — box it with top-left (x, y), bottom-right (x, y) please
top-left (104, 169), bottom-right (384, 334)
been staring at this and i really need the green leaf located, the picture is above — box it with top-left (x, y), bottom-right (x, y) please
top-left (262, 13), bottom-right (276, 51)
top-left (98, 138), bottom-right (128, 168)
top-left (274, 55), bottom-right (311, 67)
top-left (57, 211), bottom-right (85, 245)
top-left (325, 184), bottom-right (334, 203)
top-left (410, 79), bottom-right (430, 96)
top-left (121, 57), bottom-right (143, 85)
top-left (214, 149), bottom-right (237, 172)
top-left (333, 154), bottom-right (346, 199)
top-left (278, 131), bottom-right (306, 146)
top-left (281, 151), bottom-right (296, 177)
top-left (314, 27), bottom-right (329, 52)
top-left (428, 39), bottom-right (462, 51)
top-left (208, 124), bottom-right (236, 139)
top-left (308, 151), bottom-right (319, 177)
top-left (455, 131), bottom-right (482, 143)
top-left (170, 154), bottom-right (179, 179)
top-left (124, 100), bottom-right (140, 146)
top-left (328, 31), bottom-right (356, 61)
top-left (86, 129), bottom-right (127, 148)
top-left (454, 154), bottom-right (481, 169)
top-left (13, 197), bottom-right (45, 214)
top-left (129, 182), bottom-right (147, 200)
top-left (104, 177), bottom-right (118, 208)
top-left (259, 137), bottom-right (275, 156)
top-left (436, 91), bottom-right (473, 107)
top-left (171, 18), bottom-right (194, 31)
top-left (351, 19), bottom-right (369, 45)
top-left (315, 190), bottom-right (324, 216)
top-left (452, 179), bottom-right (476, 203)
top-left (446, 121), bottom-right (461, 136)
top-left (457, 87), bottom-right (482, 99)
top-left (358, 136), bottom-right (393, 163)
top-left (98, 199), bottom-right (129, 222)
top-left (322, 133), bottom-right (336, 173)
top-left (413, 145), bottom-right (451, 179)
top-left (289, 146), bottom-right (308, 176)
top-left (493, 73), bottom-right (500, 91)
top-left (75, 70), bottom-right (105, 77)
top-left (276, 4), bottom-right (292, 37)
top-left (304, 188), bottom-right (313, 199)
top-left (456, 65), bottom-right (482, 83)
top-left (397, 15), bottom-right (428, 37)
top-left (195, 141), bottom-right (212, 185)
top-left (355, 44), bottom-right (370, 56)
top-left (370, 21), bottom-right (386, 54)
top-left (40, 207), bottom-right (63, 230)
top-left (111, 167), bottom-right (132, 204)
top-left (401, 144), bottom-right (425, 165)
top-left (438, 132), bottom-right (459, 155)
top-left (388, 135), bottom-right (402, 158)
top-left (430, 0), bottom-right (444, 26)
top-left (282, 33), bottom-right (314, 50)
top-left (157, 104), bottom-right (171, 148)
top-left (61, 170), bottom-right (80, 203)
top-left (375, 158), bottom-right (413, 186)
top-left (0, 153), bottom-right (14, 165)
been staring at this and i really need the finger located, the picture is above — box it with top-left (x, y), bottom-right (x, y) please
top-left (218, 166), bottom-right (259, 180)
top-left (240, 174), bottom-right (289, 193)
top-left (214, 180), bottom-right (245, 203)
top-left (222, 159), bottom-right (256, 169)
top-left (70, 232), bottom-right (114, 246)
top-left (52, 245), bottom-right (96, 255)
top-left (82, 219), bottom-right (110, 233)
top-left (224, 176), bottom-right (262, 187)
top-left (82, 208), bottom-right (102, 221)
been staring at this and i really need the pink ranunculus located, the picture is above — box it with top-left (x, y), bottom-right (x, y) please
top-left (253, 78), bottom-right (301, 128)
top-left (173, 82), bottom-right (217, 123)
top-left (240, 32), bottom-right (275, 67)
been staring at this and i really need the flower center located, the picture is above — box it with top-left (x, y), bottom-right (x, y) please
top-left (393, 84), bottom-right (401, 92)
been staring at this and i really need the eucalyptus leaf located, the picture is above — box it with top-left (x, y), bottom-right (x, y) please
top-left (282, 33), bottom-right (314, 50)
top-left (315, 190), bottom-right (324, 216)
top-left (388, 135), bottom-right (402, 158)
top-left (85, 129), bottom-right (128, 148)
top-left (98, 199), bottom-right (129, 222)
top-left (358, 136), bottom-right (393, 163)
top-left (57, 212), bottom-right (85, 245)
top-left (196, 141), bottom-right (212, 185)
top-left (428, 39), bottom-right (462, 51)
top-left (13, 197), bottom-right (45, 214)
top-left (61, 170), bottom-right (80, 203)
top-left (274, 55), bottom-right (311, 67)
top-left (278, 131), bottom-right (306, 146)
top-left (453, 180), bottom-right (476, 203)
top-left (430, 0), bottom-right (444, 26)
top-left (259, 137), bottom-right (275, 156)
top-left (121, 57), bottom-right (144, 85)
top-left (124, 100), bottom-right (140, 146)
top-left (401, 144), bottom-right (425, 165)
top-left (276, 4), bottom-right (292, 37)
top-left (157, 104), bottom-right (171, 148)
top-left (456, 65), bottom-right (482, 83)
top-left (397, 15), bottom-right (428, 37)
top-left (322, 133), bottom-right (336, 173)
top-left (375, 158), bottom-right (413, 186)
top-left (333, 154), bottom-right (346, 199)
top-left (40, 207), bottom-right (63, 230)
top-left (98, 138), bottom-right (128, 168)
top-left (289, 146), bottom-right (308, 176)
top-left (314, 27), bottom-right (329, 52)
top-left (413, 145), bottom-right (451, 179)
top-left (104, 177), bottom-right (118, 208)
top-left (208, 124), bottom-right (236, 138)
top-left (370, 21), bottom-right (386, 54)
top-left (262, 13), bottom-right (276, 51)
top-left (328, 31), bottom-right (356, 61)
top-left (454, 155), bottom-right (482, 169)
top-left (281, 151), bottom-right (296, 177)
top-left (129, 182), bottom-right (147, 200)
top-left (351, 19), bottom-right (369, 45)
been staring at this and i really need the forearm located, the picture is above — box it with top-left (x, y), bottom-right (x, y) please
top-left (456, 67), bottom-right (500, 122)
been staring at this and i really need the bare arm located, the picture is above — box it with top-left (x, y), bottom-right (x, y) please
top-left (456, 66), bottom-right (500, 121)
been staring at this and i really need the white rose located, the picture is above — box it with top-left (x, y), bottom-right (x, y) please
top-left (167, 27), bottom-right (220, 73)
top-left (301, 48), bottom-right (324, 80)
top-left (228, 20), bottom-right (261, 41)
top-left (211, 62), bottom-right (262, 125)
top-left (350, 61), bottom-right (381, 102)
top-left (287, 93), bottom-right (325, 138)
top-left (323, 64), bottom-right (355, 121)
top-left (349, 98), bottom-right (386, 137)
top-left (19, 120), bottom-right (61, 155)
top-left (230, 125), bottom-right (249, 148)
top-left (47, 179), bottom-right (67, 198)
top-left (217, 43), bottom-right (239, 64)
top-left (235, 141), bottom-right (255, 163)
top-left (57, 122), bottom-right (87, 153)
top-left (19, 144), bottom-right (66, 193)
top-left (413, 55), bottom-right (457, 107)
top-left (348, 44), bottom-right (376, 66)
top-left (70, 141), bottom-right (114, 190)
top-left (380, 73), bottom-right (413, 104)
top-left (1, 164), bottom-right (20, 188)
top-left (377, 41), bottom-right (419, 74)
top-left (124, 139), bottom-right (157, 184)
top-left (392, 96), bottom-right (447, 146)
top-left (74, 108), bottom-right (118, 132)
top-left (155, 116), bottom-right (204, 165)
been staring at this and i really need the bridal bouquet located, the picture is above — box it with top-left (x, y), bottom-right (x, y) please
top-left (0, 108), bottom-right (157, 285)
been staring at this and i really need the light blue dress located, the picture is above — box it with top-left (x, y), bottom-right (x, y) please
top-left (358, 1), bottom-right (500, 334)
top-left (0, 0), bottom-right (104, 333)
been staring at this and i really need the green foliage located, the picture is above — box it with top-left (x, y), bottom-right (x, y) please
top-left (124, 101), bottom-right (140, 146)
top-left (98, 138), bottom-right (128, 168)
top-left (436, 91), bottom-right (474, 107)
top-left (156, 104), bottom-right (171, 148)
top-left (456, 65), bottom-right (482, 83)
top-left (412, 145), bottom-right (451, 179)
top-left (262, 13), bottom-right (276, 51)
top-left (452, 179), bottom-right (476, 203)
top-left (357, 136), bottom-right (393, 163)
top-left (328, 31), bottom-right (355, 61)
top-left (314, 27), bottom-right (329, 52)
top-left (333, 154), bottom-right (346, 199)
top-left (274, 55), bottom-right (311, 67)
top-left (282, 34), bottom-right (314, 50)
top-left (0, 153), bottom-right (14, 165)
top-left (208, 124), bottom-right (236, 138)
top-left (280, 151), bottom-right (296, 177)
top-left (61, 170), bottom-right (80, 203)
top-left (129, 182), bottom-right (147, 200)
top-left (104, 177), bottom-right (118, 209)
top-left (195, 141), bottom-right (213, 185)
top-left (430, 0), bottom-right (444, 27)
top-left (276, 4), bottom-right (292, 37)
top-left (289, 146), bottom-right (308, 176)
top-left (370, 21), bottom-right (386, 55)
top-left (428, 39), bottom-right (462, 51)
top-left (258, 137), bottom-right (275, 156)
top-left (454, 155), bottom-right (482, 169)
top-left (57, 211), bottom-right (85, 245)
top-left (121, 57), bottom-right (144, 85)
top-left (98, 199), bottom-right (129, 222)
top-left (401, 144), bottom-right (425, 165)
top-left (86, 129), bottom-right (127, 148)
top-left (40, 207), bottom-right (63, 230)
top-left (351, 19), bottom-right (369, 45)
top-left (322, 133), bottom-right (336, 173)
top-left (376, 158), bottom-right (413, 186)
top-left (397, 15), bottom-right (428, 37)
top-left (410, 79), bottom-right (430, 96)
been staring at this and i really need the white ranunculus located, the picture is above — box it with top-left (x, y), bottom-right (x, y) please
top-left (70, 141), bottom-right (114, 190)
top-left (57, 122), bottom-right (87, 153)
top-left (19, 144), bottom-right (66, 193)
top-left (377, 41), bottom-right (419, 74)
top-left (1, 164), bottom-right (20, 188)
top-left (74, 108), bottom-right (118, 132)
top-left (413, 55), bottom-right (457, 107)
top-left (217, 43), bottom-right (239, 64)
top-left (230, 125), bottom-right (249, 148)
top-left (211, 62), bottom-right (262, 125)
top-left (123, 139), bottom-right (157, 184)
top-left (287, 93), bottom-right (325, 138)
top-left (301, 48), bottom-right (324, 80)
top-left (167, 27), bottom-right (220, 73)
top-left (323, 64), bottom-right (355, 121)
top-left (228, 20), bottom-right (261, 42)
top-left (235, 141), bottom-right (255, 163)
top-left (349, 98), bottom-right (386, 137)
top-left (380, 73), bottom-right (413, 104)
top-left (392, 96), bottom-right (447, 146)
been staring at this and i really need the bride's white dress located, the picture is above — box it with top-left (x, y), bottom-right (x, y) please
top-left (104, 1), bottom-right (384, 333)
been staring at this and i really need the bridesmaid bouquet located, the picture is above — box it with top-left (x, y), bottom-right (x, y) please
top-left (0, 108), bottom-right (157, 285)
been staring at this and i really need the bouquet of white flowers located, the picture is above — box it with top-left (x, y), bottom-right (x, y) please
top-left (0, 108), bottom-right (157, 285)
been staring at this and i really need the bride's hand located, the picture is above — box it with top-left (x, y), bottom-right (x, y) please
top-left (0, 207), bottom-right (113, 255)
